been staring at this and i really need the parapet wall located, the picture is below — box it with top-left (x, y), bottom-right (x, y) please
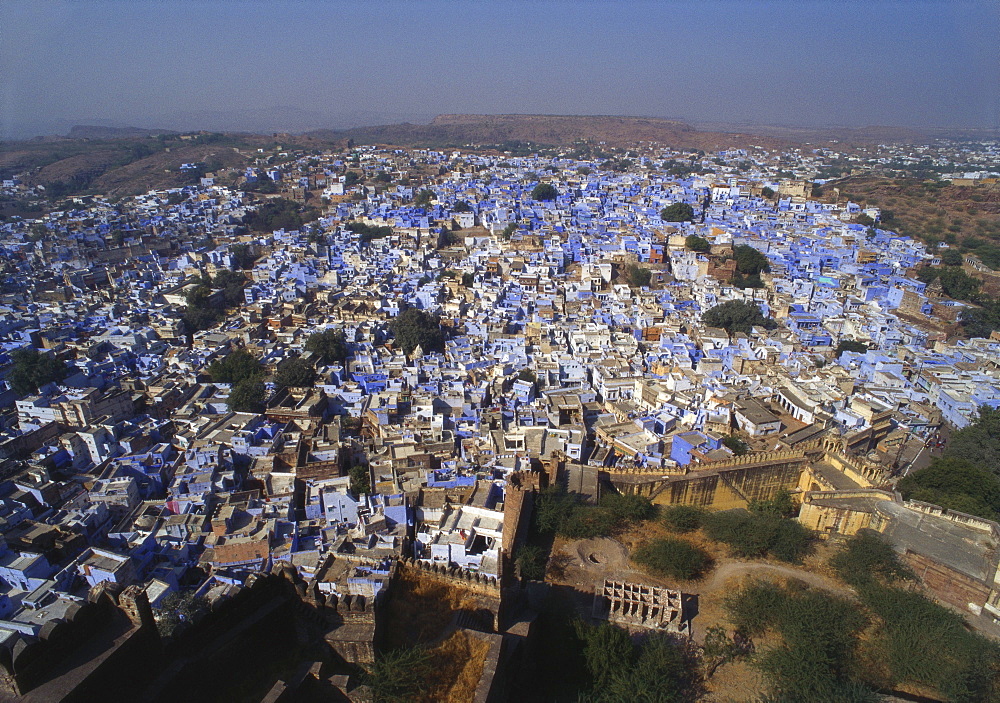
top-left (904, 501), bottom-right (1000, 540)
top-left (397, 557), bottom-right (501, 596)
top-left (0, 582), bottom-right (158, 698)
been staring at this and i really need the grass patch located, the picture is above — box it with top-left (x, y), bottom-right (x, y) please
top-left (382, 572), bottom-right (480, 649)
top-left (421, 631), bottom-right (491, 702)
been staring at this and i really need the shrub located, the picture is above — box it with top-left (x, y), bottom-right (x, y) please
top-left (536, 487), bottom-right (653, 539)
top-left (558, 506), bottom-right (617, 539)
top-left (829, 531), bottom-right (913, 589)
top-left (362, 646), bottom-right (433, 703)
top-left (661, 505), bottom-right (705, 533)
top-left (633, 537), bottom-right (711, 580)
top-left (863, 585), bottom-right (1000, 699)
top-left (601, 493), bottom-right (655, 523)
top-left (703, 509), bottom-right (812, 563)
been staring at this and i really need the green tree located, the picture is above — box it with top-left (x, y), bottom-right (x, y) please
top-left (598, 631), bottom-right (695, 702)
top-left (390, 308), bottom-right (445, 355)
top-left (722, 435), bottom-right (749, 456)
top-left (941, 405), bottom-right (1000, 470)
top-left (208, 349), bottom-right (263, 384)
top-left (941, 249), bottom-right (964, 266)
top-left (685, 235), bottom-right (712, 252)
top-left (245, 198), bottom-right (319, 232)
top-left (530, 183), bottom-right (558, 201)
top-left (212, 269), bottom-right (247, 306)
top-left (155, 590), bottom-right (210, 639)
top-left (515, 544), bottom-right (547, 580)
top-left (829, 531), bottom-right (914, 589)
top-left (748, 489), bottom-right (797, 518)
top-left (227, 378), bottom-right (266, 413)
top-left (600, 492), bottom-right (654, 523)
top-left (461, 271), bottom-right (475, 287)
top-left (304, 329), bottom-right (349, 365)
top-left (633, 537), bottom-right (712, 580)
top-left (346, 221), bottom-right (393, 242)
top-left (703, 509), bottom-right (812, 563)
top-left (702, 300), bottom-right (777, 335)
top-left (362, 646), bottom-right (433, 703)
top-left (452, 199), bottom-right (471, 212)
top-left (897, 456), bottom-right (1000, 520)
top-left (960, 300), bottom-right (1000, 339)
top-left (500, 222), bottom-right (518, 240)
top-left (230, 243), bottom-right (257, 270)
top-left (724, 581), bottom-right (872, 702)
top-left (183, 282), bottom-right (223, 331)
top-left (834, 339), bottom-right (869, 358)
top-left (343, 171), bottom-right (361, 187)
top-left (349, 463), bottom-right (371, 495)
top-left (661, 505), bottom-right (705, 533)
top-left (871, 587), bottom-right (1000, 701)
top-left (273, 356), bottom-right (316, 389)
top-left (574, 622), bottom-right (633, 691)
top-left (661, 202), bottom-right (695, 222)
top-left (413, 189), bottom-right (435, 208)
top-left (760, 186), bottom-right (775, 199)
top-left (732, 244), bottom-right (771, 275)
top-left (8, 348), bottom-right (70, 396)
top-left (916, 265), bottom-right (982, 301)
top-left (533, 485), bottom-right (578, 534)
top-left (625, 264), bottom-right (652, 288)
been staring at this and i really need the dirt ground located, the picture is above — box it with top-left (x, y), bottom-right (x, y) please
top-left (546, 524), bottom-right (855, 702)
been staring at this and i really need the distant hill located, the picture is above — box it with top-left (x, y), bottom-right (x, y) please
top-left (67, 125), bottom-right (178, 140)
top-left (5, 114), bottom-right (995, 205)
top-left (309, 113), bottom-right (793, 151)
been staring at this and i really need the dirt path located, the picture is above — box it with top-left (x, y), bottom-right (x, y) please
top-left (700, 560), bottom-right (853, 596)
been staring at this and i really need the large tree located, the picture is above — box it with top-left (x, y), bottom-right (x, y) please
top-left (939, 405), bottom-right (1000, 474)
top-left (227, 378), bottom-right (266, 413)
top-left (8, 348), bottom-right (70, 396)
top-left (273, 356), bottom-right (317, 389)
top-left (834, 339), bottom-right (869, 358)
top-left (661, 202), bottom-right (695, 222)
top-left (530, 183), bottom-right (558, 201)
top-left (390, 308), bottom-right (445, 356)
top-left (702, 300), bottom-right (777, 335)
top-left (685, 235), bottom-right (712, 252)
top-left (732, 244), bottom-right (771, 275)
top-left (898, 458), bottom-right (1000, 520)
top-left (305, 329), bottom-right (349, 365)
top-left (625, 264), bottom-right (652, 288)
top-left (208, 349), bottom-right (263, 384)
top-left (212, 269), bottom-right (248, 307)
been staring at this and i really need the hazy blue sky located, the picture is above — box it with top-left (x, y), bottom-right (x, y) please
top-left (2, 0), bottom-right (998, 139)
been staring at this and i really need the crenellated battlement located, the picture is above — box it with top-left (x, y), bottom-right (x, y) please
top-left (398, 556), bottom-right (502, 593)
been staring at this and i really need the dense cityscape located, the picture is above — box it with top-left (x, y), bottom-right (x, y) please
top-left (0, 131), bottom-right (999, 701)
